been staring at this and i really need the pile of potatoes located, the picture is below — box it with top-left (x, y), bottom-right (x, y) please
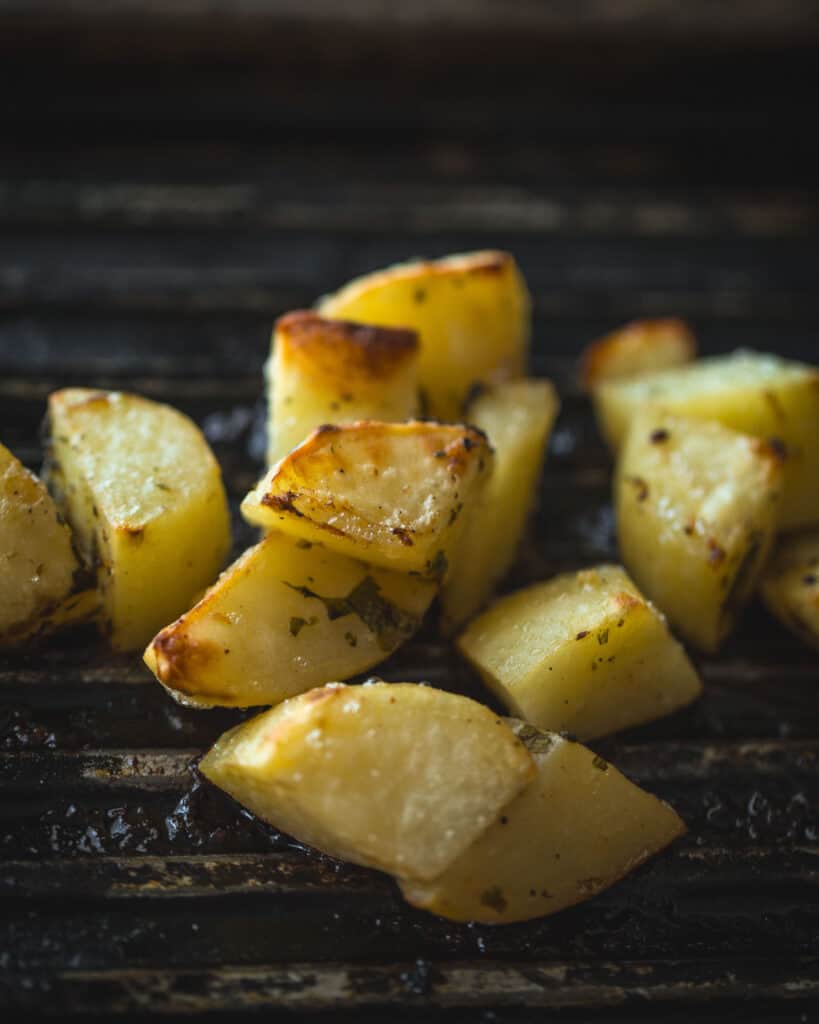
top-left (2, 251), bottom-right (817, 924)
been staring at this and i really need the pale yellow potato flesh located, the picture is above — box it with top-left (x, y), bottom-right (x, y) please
top-left (760, 529), bottom-right (819, 652)
top-left (241, 421), bottom-right (493, 580)
top-left (45, 389), bottom-right (231, 651)
top-left (579, 318), bottom-right (696, 392)
top-left (0, 442), bottom-right (97, 643)
top-left (317, 250), bottom-right (530, 421)
top-left (617, 411), bottom-right (783, 653)
top-left (457, 565), bottom-right (702, 741)
top-left (145, 532), bottom-right (437, 708)
top-left (593, 349), bottom-right (819, 529)
top-left (200, 682), bottom-right (535, 881)
top-left (400, 722), bottom-right (685, 923)
top-left (440, 379), bottom-right (560, 632)
top-left (266, 311), bottom-right (420, 464)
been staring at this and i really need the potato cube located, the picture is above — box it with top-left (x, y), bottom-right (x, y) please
top-left (145, 532), bottom-right (437, 708)
top-left (400, 722), bottom-right (685, 923)
top-left (317, 250), bottom-right (530, 421)
top-left (1, 442), bottom-right (97, 643)
top-left (457, 565), bottom-right (702, 740)
top-left (241, 421), bottom-right (492, 580)
top-left (440, 379), bottom-right (559, 631)
top-left (266, 311), bottom-right (420, 464)
top-left (200, 681), bottom-right (535, 881)
top-left (593, 350), bottom-right (819, 528)
top-left (579, 317), bottom-right (696, 391)
top-left (617, 411), bottom-right (783, 652)
top-left (760, 529), bottom-right (819, 651)
top-left (45, 389), bottom-right (231, 651)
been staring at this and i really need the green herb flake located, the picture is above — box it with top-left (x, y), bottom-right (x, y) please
top-left (289, 615), bottom-right (318, 637)
top-left (425, 550), bottom-right (449, 582)
top-left (479, 886), bottom-right (508, 913)
top-left (284, 576), bottom-right (419, 652)
top-left (512, 722), bottom-right (556, 756)
top-left (344, 631), bottom-right (358, 648)
top-left (597, 628), bottom-right (609, 645)
top-left (592, 755), bottom-right (609, 772)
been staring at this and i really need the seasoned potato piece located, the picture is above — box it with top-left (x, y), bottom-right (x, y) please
top-left (45, 389), bottom-right (231, 651)
top-left (441, 379), bottom-right (559, 632)
top-left (242, 421), bottom-right (493, 580)
top-left (760, 530), bottom-right (819, 651)
top-left (200, 682), bottom-right (535, 881)
top-left (266, 312), bottom-right (420, 464)
top-left (145, 532), bottom-right (437, 708)
top-left (318, 251), bottom-right (530, 421)
top-left (617, 412), bottom-right (783, 652)
top-left (593, 350), bottom-right (819, 528)
top-left (458, 565), bottom-right (701, 740)
top-left (579, 317), bottom-right (696, 391)
top-left (0, 442), bottom-right (96, 643)
top-left (400, 722), bottom-right (685, 923)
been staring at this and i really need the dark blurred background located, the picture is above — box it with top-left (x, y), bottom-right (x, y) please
top-left (1, 0), bottom-right (818, 387)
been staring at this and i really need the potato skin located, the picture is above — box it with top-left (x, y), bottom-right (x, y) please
top-left (616, 411), bottom-right (784, 652)
top-left (760, 529), bottom-right (819, 651)
top-left (457, 564), bottom-right (702, 740)
top-left (400, 722), bottom-right (685, 924)
top-left (318, 250), bottom-right (530, 421)
top-left (580, 317), bottom-right (696, 392)
top-left (144, 532), bottom-right (437, 708)
top-left (44, 388), bottom-right (231, 651)
top-left (267, 312), bottom-right (420, 464)
top-left (199, 681), bottom-right (535, 881)
top-left (242, 420), bottom-right (493, 578)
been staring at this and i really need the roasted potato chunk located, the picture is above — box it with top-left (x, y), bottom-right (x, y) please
top-left (441, 379), bottom-right (559, 632)
top-left (579, 317), bottom-right (696, 392)
top-left (458, 565), bottom-right (701, 740)
top-left (242, 421), bottom-right (492, 580)
top-left (617, 412), bottom-right (783, 652)
top-left (266, 312), bottom-right (420, 464)
top-left (1, 442), bottom-right (96, 644)
top-left (44, 389), bottom-right (231, 651)
top-left (200, 682), bottom-right (535, 881)
top-left (145, 532), bottom-right (437, 707)
top-left (593, 350), bottom-right (819, 529)
top-left (760, 530), bottom-right (819, 651)
top-left (400, 721), bottom-right (685, 923)
top-left (317, 250), bottom-right (530, 421)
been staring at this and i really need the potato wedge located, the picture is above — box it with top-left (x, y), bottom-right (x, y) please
top-left (242, 421), bottom-right (493, 580)
top-left (199, 681), bottom-right (535, 881)
top-left (458, 565), bottom-right (701, 740)
top-left (44, 389), bottom-right (231, 651)
top-left (579, 317), bottom-right (696, 392)
top-left (317, 251), bottom-right (530, 421)
top-left (145, 532), bottom-right (437, 707)
top-left (440, 379), bottom-right (559, 632)
top-left (1, 442), bottom-right (97, 644)
top-left (593, 349), bottom-right (819, 529)
top-left (400, 721), bottom-right (685, 923)
top-left (617, 411), bottom-right (783, 652)
top-left (266, 312), bottom-right (420, 464)
top-left (760, 529), bottom-right (819, 651)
